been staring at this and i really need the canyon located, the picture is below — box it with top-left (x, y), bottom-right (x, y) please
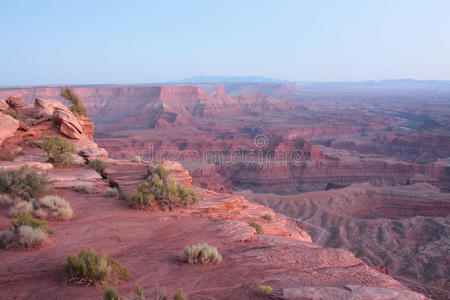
top-left (0, 81), bottom-right (449, 299)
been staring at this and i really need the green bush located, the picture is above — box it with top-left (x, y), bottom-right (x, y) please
top-left (6, 108), bottom-right (19, 119)
top-left (257, 285), bottom-right (273, 296)
top-left (173, 289), bottom-right (187, 300)
top-left (103, 187), bottom-right (119, 197)
top-left (60, 87), bottom-right (88, 117)
top-left (87, 158), bottom-right (106, 174)
top-left (249, 222), bottom-right (264, 234)
top-left (64, 247), bottom-right (130, 286)
top-left (129, 165), bottom-right (198, 210)
top-left (0, 166), bottom-right (51, 200)
top-left (12, 213), bottom-right (48, 231)
top-left (38, 136), bottom-right (78, 167)
top-left (262, 213), bottom-right (273, 221)
top-left (104, 288), bottom-right (120, 300)
top-left (180, 243), bottom-right (222, 265)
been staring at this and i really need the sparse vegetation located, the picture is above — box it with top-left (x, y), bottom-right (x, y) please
top-left (0, 194), bottom-right (13, 206)
top-left (0, 216), bottom-right (48, 250)
top-left (9, 200), bottom-right (33, 217)
top-left (38, 195), bottom-right (73, 220)
top-left (0, 166), bottom-right (52, 200)
top-left (131, 156), bottom-right (142, 163)
top-left (0, 152), bottom-right (16, 161)
top-left (38, 136), bottom-right (78, 167)
top-left (73, 184), bottom-right (93, 194)
top-left (129, 165), bottom-right (198, 210)
top-left (249, 222), bottom-right (264, 234)
top-left (6, 108), bottom-right (19, 119)
top-left (64, 247), bottom-right (130, 286)
top-left (173, 289), bottom-right (187, 300)
top-left (257, 285), bottom-right (273, 296)
top-left (262, 213), bottom-right (273, 221)
top-left (180, 242), bottom-right (222, 265)
top-left (25, 118), bottom-right (37, 126)
top-left (87, 158), bottom-right (106, 174)
top-left (103, 285), bottom-right (175, 300)
top-left (103, 187), bottom-right (119, 197)
top-left (12, 212), bottom-right (48, 231)
top-left (60, 87), bottom-right (88, 117)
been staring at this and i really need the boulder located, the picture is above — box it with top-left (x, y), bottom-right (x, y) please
top-left (0, 99), bottom-right (8, 111)
top-left (52, 108), bottom-right (83, 139)
top-left (0, 113), bottom-right (19, 145)
top-left (5, 96), bottom-right (26, 108)
top-left (80, 147), bottom-right (108, 159)
top-left (47, 168), bottom-right (103, 188)
top-left (71, 154), bottom-right (86, 165)
top-left (34, 98), bottom-right (69, 118)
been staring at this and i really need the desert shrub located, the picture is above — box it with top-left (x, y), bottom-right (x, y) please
top-left (180, 243), bottom-right (222, 265)
top-left (6, 108), bottom-right (19, 119)
top-left (0, 152), bottom-right (16, 161)
top-left (9, 200), bottom-right (33, 217)
top-left (103, 187), bottom-right (119, 197)
top-left (249, 222), bottom-right (264, 234)
top-left (13, 213), bottom-right (48, 231)
top-left (173, 289), bottom-right (187, 300)
top-left (73, 184), bottom-right (93, 193)
top-left (38, 195), bottom-right (73, 220)
top-left (0, 229), bottom-right (15, 249)
top-left (104, 288), bottom-right (120, 300)
top-left (129, 165), bottom-right (198, 210)
top-left (87, 158), bottom-right (106, 174)
top-left (18, 225), bottom-right (47, 248)
top-left (0, 167), bottom-right (51, 200)
top-left (38, 136), bottom-right (77, 167)
top-left (34, 208), bottom-right (48, 219)
top-left (25, 118), bottom-right (37, 126)
top-left (257, 285), bottom-right (273, 296)
top-left (262, 213), bottom-right (273, 221)
top-left (131, 156), bottom-right (142, 163)
top-left (60, 87), bottom-right (88, 117)
top-left (104, 285), bottom-right (172, 300)
top-left (0, 194), bottom-right (13, 206)
top-left (64, 247), bottom-right (130, 285)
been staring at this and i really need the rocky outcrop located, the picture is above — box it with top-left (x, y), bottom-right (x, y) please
top-left (34, 98), bottom-right (68, 118)
top-left (274, 285), bottom-right (427, 300)
top-left (52, 108), bottom-right (83, 139)
top-left (0, 113), bottom-right (19, 146)
top-left (0, 99), bottom-right (8, 111)
top-left (5, 96), bottom-right (26, 108)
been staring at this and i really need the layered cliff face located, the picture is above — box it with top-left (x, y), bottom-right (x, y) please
top-left (239, 183), bottom-right (450, 299)
top-left (0, 97), bottom-right (426, 300)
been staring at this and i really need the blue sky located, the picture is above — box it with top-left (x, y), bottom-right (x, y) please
top-left (1, 0), bottom-right (449, 86)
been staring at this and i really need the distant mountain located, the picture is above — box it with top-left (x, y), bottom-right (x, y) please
top-left (175, 76), bottom-right (290, 83)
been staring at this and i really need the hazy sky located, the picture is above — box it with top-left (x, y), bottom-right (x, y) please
top-left (1, 0), bottom-right (449, 86)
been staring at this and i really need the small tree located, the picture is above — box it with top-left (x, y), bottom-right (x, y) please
top-left (60, 87), bottom-right (88, 117)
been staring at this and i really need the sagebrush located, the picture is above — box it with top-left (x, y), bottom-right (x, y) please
top-left (129, 165), bottom-right (198, 210)
top-left (87, 158), bottom-right (106, 174)
top-left (180, 243), bottom-right (222, 265)
top-left (0, 166), bottom-right (52, 199)
top-left (64, 247), bottom-right (130, 285)
top-left (38, 136), bottom-right (78, 167)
